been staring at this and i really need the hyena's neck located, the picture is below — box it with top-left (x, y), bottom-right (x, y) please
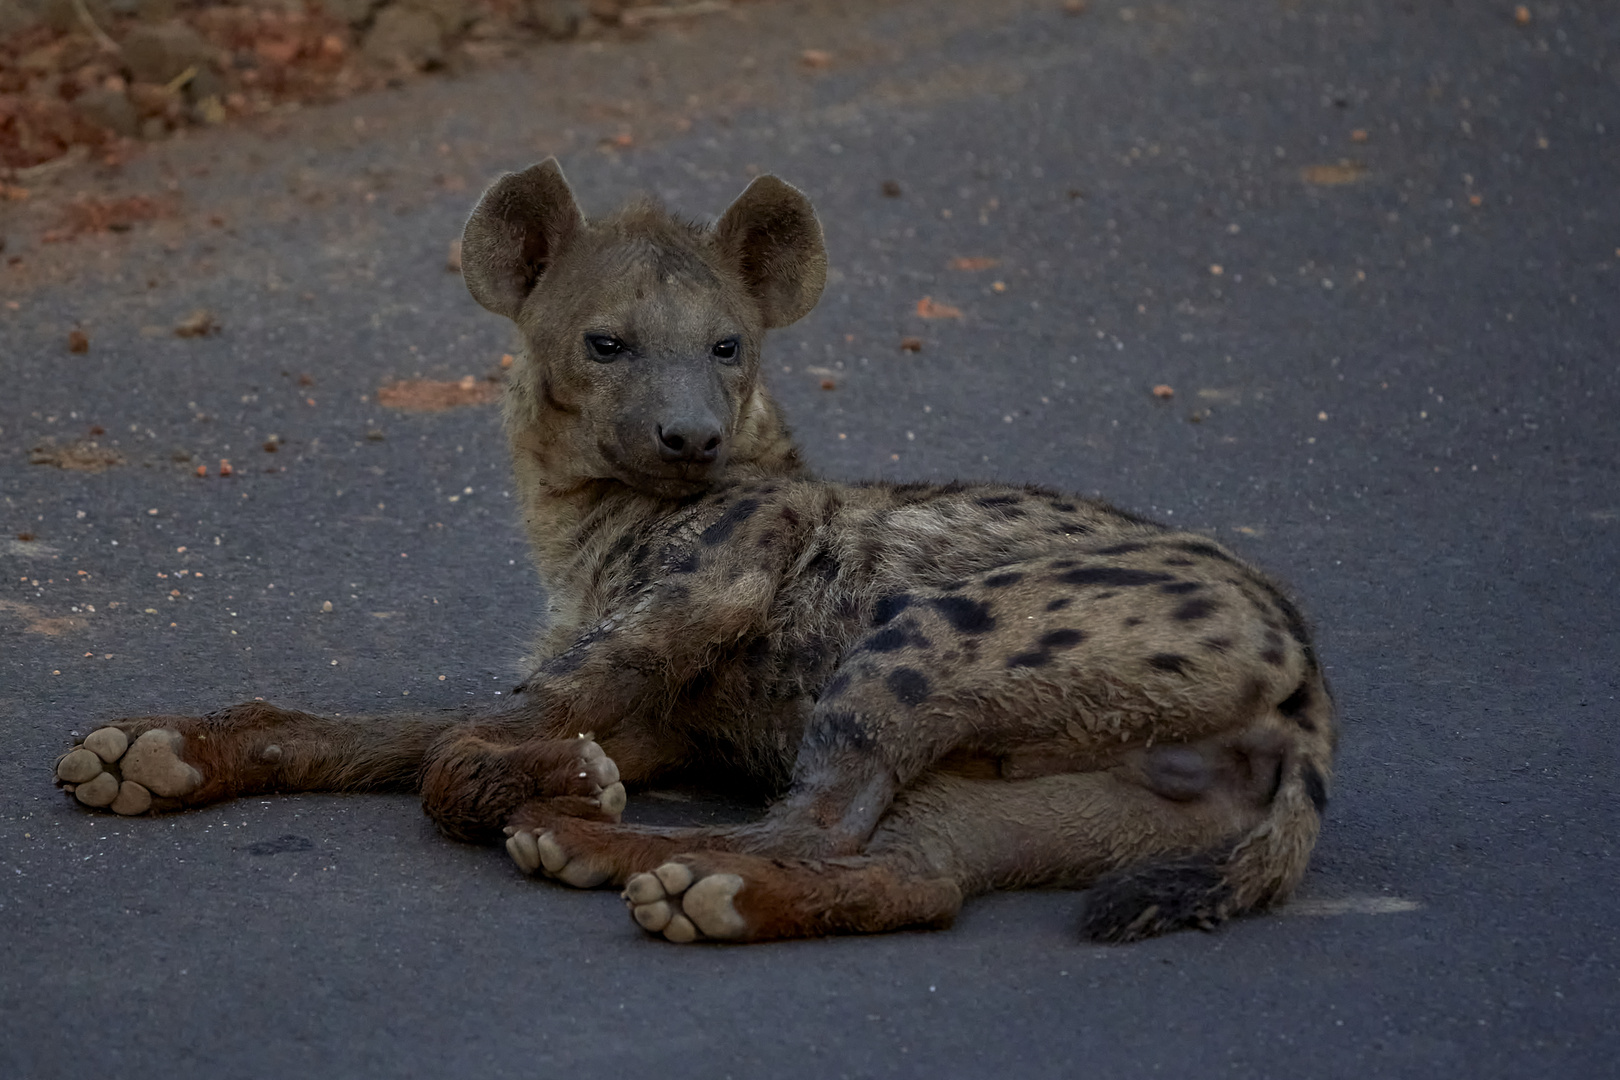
top-left (506, 382), bottom-right (809, 603)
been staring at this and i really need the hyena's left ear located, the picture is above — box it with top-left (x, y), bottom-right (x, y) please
top-left (462, 158), bottom-right (585, 321)
top-left (713, 175), bottom-right (828, 329)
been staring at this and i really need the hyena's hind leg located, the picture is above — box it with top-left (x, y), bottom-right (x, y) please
top-left (614, 770), bottom-right (1198, 943)
top-left (620, 753), bottom-right (1310, 944)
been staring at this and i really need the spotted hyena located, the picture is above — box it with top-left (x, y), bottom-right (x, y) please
top-left (55, 160), bottom-right (1335, 943)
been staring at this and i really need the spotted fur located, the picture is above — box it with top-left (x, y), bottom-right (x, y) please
top-left (58, 161), bottom-right (1336, 944)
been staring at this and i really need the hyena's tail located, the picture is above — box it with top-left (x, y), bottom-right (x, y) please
top-left (1076, 707), bottom-right (1334, 943)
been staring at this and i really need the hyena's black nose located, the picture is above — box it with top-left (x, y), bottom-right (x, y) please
top-left (656, 419), bottom-right (723, 464)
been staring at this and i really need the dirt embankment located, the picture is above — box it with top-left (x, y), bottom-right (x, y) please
top-left (1, 0), bottom-right (741, 173)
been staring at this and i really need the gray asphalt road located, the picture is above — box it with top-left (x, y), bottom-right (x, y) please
top-left (3, 1), bottom-right (1616, 1076)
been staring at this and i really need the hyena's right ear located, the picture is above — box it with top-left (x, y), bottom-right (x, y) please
top-left (461, 158), bottom-right (585, 320)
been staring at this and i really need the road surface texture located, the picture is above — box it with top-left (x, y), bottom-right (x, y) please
top-left (2, 1), bottom-right (1616, 1076)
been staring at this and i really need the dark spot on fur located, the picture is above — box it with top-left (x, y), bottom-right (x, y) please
top-left (1006, 652), bottom-right (1050, 669)
top-left (985, 572), bottom-right (1024, 588)
top-left (861, 625), bottom-right (910, 654)
top-left (1302, 763), bottom-right (1329, 815)
top-left (1040, 628), bottom-right (1085, 649)
top-left (930, 595), bottom-right (997, 634)
top-left (1050, 559), bottom-right (1077, 569)
top-left (1277, 681), bottom-right (1315, 730)
top-left (1045, 597), bottom-right (1072, 612)
top-left (1162, 557), bottom-right (1194, 567)
top-left (1172, 540), bottom-right (1239, 564)
top-left (1123, 616), bottom-right (1143, 628)
top-left (1174, 598), bottom-right (1219, 621)
top-left (779, 506), bottom-right (801, 527)
top-left (872, 593), bottom-right (912, 625)
top-left (1148, 653), bottom-right (1191, 675)
top-left (1095, 541), bottom-right (1149, 556)
top-left (1261, 648), bottom-right (1285, 666)
top-left (885, 667), bottom-right (932, 706)
top-left (606, 533), bottom-right (636, 564)
top-left (808, 708), bottom-right (874, 751)
top-left (1050, 501), bottom-right (1077, 513)
top-left (1200, 636), bottom-right (1233, 653)
top-left (1058, 567), bottom-right (1173, 588)
top-left (1160, 581), bottom-right (1202, 595)
top-left (700, 498), bottom-right (761, 546)
top-left (807, 549), bottom-right (841, 582)
top-left (976, 494), bottom-right (1022, 507)
top-left (669, 550), bottom-right (701, 573)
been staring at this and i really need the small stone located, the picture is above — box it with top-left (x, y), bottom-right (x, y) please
top-left (633, 899), bottom-right (672, 932)
top-left (67, 329), bottom-right (90, 353)
top-left (121, 22), bottom-right (217, 86)
top-left (622, 873), bottom-right (664, 905)
top-left (57, 747), bottom-right (104, 784)
top-left (74, 771), bottom-right (120, 807)
top-left (110, 780), bottom-right (152, 815)
top-left (260, 744), bottom-right (283, 763)
top-left (321, 600), bottom-right (333, 613)
top-left (527, 0), bottom-right (585, 38)
top-left (662, 913), bottom-right (697, 943)
top-left (363, 6), bottom-right (446, 70)
top-left (653, 862), bottom-right (693, 895)
top-left (83, 727), bottom-right (129, 763)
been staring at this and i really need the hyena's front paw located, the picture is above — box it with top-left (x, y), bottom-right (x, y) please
top-left (54, 727), bottom-right (203, 815)
top-left (623, 862), bottom-right (748, 943)
top-left (574, 738), bottom-right (627, 819)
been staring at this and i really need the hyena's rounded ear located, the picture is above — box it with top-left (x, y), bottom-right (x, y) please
top-left (713, 175), bottom-right (828, 329)
top-left (462, 158), bottom-right (585, 320)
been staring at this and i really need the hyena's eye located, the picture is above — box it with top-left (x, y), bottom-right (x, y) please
top-left (711, 337), bottom-right (740, 362)
top-left (585, 334), bottom-right (627, 361)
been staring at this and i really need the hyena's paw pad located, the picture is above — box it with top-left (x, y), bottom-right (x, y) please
top-left (574, 737), bottom-right (626, 817)
top-left (503, 826), bottom-right (615, 889)
top-left (54, 728), bottom-right (203, 814)
top-left (623, 863), bottom-right (748, 943)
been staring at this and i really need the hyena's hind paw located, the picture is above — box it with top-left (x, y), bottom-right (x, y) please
top-left (54, 727), bottom-right (203, 815)
top-left (623, 862), bottom-right (748, 943)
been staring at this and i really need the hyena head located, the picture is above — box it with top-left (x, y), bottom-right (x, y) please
top-left (461, 158), bottom-right (826, 498)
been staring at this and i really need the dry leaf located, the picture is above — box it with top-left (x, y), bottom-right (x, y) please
top-left (801, 49), bottom-right (833, 68)
top-left (900, 337), bottom-right (923, 353)
top-left (1152, 384), bottom-right (1175, 399)
top-left (949, 256), bottom-right (1000, 271)
top-left (445, 238), bottom-right (463, 273)
top-left (67, 330), bottom-right (89, 353)
top-left (175, 310), bottom-right (218, 338)
top-left (1300, 162), bottom-right (1367, 186)
top-left (916, 296), bottom-right (963, 319)
top-left (377, 378), bottom-right (501, 411)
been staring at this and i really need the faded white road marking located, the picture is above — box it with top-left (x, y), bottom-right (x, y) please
top-left (1285, 896), bottom-right (1422, 916)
